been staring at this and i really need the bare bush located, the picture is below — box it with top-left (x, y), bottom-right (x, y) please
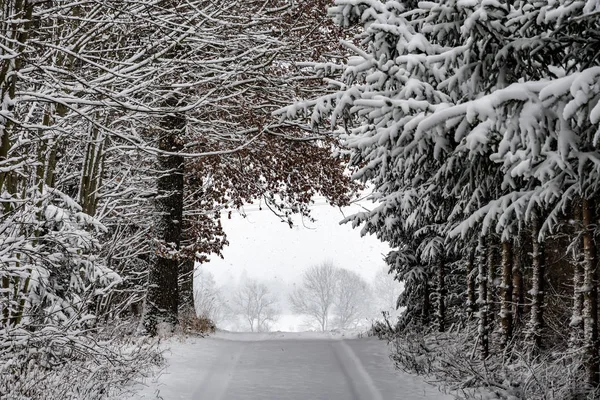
top-left (179, 312), bottom-right (216, 335)
top-left (0, 323), bottom-right (163, 400)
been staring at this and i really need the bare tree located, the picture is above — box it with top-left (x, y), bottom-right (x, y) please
top-left (371, 266), bottom-right (404, 319)
top-left (291, 262), bottom-right (374, 331)
top-left (233, 279), bottom-right (279, 332)
top-left (194, 269), bottom-right (233, 327)
top-left (333, 269), bottom-right (371, 329)
top-left (290, 262), bottom-right (339, 331)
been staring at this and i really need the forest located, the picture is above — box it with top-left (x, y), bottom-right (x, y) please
top-left (278, 0), bottom-right (600, 397)
top-left (0, 0), bottom-right (358, 398)
top-left (1, 0), bottom-right (599, 399)
top-left (193, 262), bottom-right (402, 333)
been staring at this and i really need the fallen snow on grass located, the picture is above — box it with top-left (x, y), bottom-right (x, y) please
top-left (128, 331), bottom-right (454, 399)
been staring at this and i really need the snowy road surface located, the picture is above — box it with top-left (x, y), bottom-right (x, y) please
top-left (130, 332), bottom-right (454, 400)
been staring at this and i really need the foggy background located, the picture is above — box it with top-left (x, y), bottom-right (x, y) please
top-left (198, 198), bottom-right (404, 332)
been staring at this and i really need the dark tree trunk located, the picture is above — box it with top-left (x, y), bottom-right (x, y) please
top-left (144, 100), bottom-right (185, 336)
top-left (582, 198), bottom-right (599, 387)
top-left (179, 257), bottom-right (195, 317)
top-left (571, 199), bottom-right (584, 346)
top-left (500, 239), bottom-right (513, 347)
top-left (0, 2), bottom-right (33, 197)
top-left (467, 249), bottom-right (477, 320)
top-left (512, 236), bottom-right (525, 325)
top-left (80, 123), bottom-right (104, 216)
top-left (486, 238), bottom-right (497, 325)
top-left (477, 236), bottom-right (489, 359)
top-left (527, 210), bottom-right (545, 350)
top-left (178, 161), bottom-right (195, 319)
top-left (422, 274), bottom-right (430, 327)
top-left (437, 258), bottom-right (446, 333)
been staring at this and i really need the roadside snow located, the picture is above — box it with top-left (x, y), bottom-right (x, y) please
top-left (127, 331), bottom-right (454, 400)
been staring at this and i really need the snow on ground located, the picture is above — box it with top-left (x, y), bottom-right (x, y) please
top-left (128, 331), bottom-right (454, 400)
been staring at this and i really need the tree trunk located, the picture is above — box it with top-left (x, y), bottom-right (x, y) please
top-left (143, 99), bottom-right (185, 336)
top-left (512, 236), bottom-right (525, 325)
top-left (582, 197), bottom-right (599, 387)
top-left (572, 257), bottom-right (584, 340)
top-left (35, 110), bottom-right (53, 193)
top-left (178, 160), bottom-right (195, 319)
top-left (571, 199), bottom-right (584, 346)
top-left (527, 210), bottom-right (545, 350)
top-left (422, 274), bottom-right (430, 327)
top-left (500, 239), bottom-right (513, 347)
top-left (487, 238), bottom-right (497, 325)
top-left (0, 2), bottom-right (33, 197)
top-left (79, 122), bottom-right (104, 216)
top-left (179, 257), bottom-right (195, 317)
top-left (467, 250), bottom-right (477, 320)
top-left (1, 276), bottom-right (8, 324)
top-left (437, 258), bottom-right (446, 333)
top-left (477, 236), bottom-right (489, 359)
top-left (45, 140), bottom-right (58, 188)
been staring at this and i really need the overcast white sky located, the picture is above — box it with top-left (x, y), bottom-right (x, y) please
top-left (203, 198), bottom-right (391, 288)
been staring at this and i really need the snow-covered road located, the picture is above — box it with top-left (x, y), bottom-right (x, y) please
top-left (129, 332), bottom-right (454, 399)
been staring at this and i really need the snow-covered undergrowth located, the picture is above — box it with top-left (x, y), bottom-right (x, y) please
top-left (0, 190), bottom-right (163, 399)
top-left (0, 322), bottom-right (163, 400)
top-left (388, 328), bottom-right (598, 400)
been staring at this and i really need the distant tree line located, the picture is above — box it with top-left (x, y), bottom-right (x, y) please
top-left (196, 263), bottom-right (401, 333)
top-left (290, 261), bottom-right (372, 331)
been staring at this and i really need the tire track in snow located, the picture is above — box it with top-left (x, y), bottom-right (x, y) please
top-left (332, 340), bottom-right (384, 400)
top-left (192, 341), bottom-right (245, 400)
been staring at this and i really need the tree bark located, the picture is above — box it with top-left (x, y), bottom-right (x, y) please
top-left (487, 238), bottom-right (497, 325)
top-left (512, 236), bottom-right (525, 325)
top-left (0, 2), bottom-right (33, 210)
top-left (179, 257), bottom-right (195, 317)
top-left (178, 160), bottom-right (195, 319)
top-left (527, 210), bottom-right (545, 350)
top-left (80, 122), bottom-right (104, 216)
top-left (437, 257), bottom-right (446, 333)
top-left (571, 199), bottom-right (584, 346)
top-left (422, 274), bottom-right (430, 327)
top-left (143, 99), bottom-right (185, 336)
top-left (582, 197), bottom-right (599, 387)
top-left (477, 236), bottom-right (489, 359)
top-left (466, 249), bottom-right (477, 320)
top-left (500, 239), bottom-right (513, 347)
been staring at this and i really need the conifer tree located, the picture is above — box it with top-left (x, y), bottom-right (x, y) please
top-left (278, 0), bottom-right (600, 389)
